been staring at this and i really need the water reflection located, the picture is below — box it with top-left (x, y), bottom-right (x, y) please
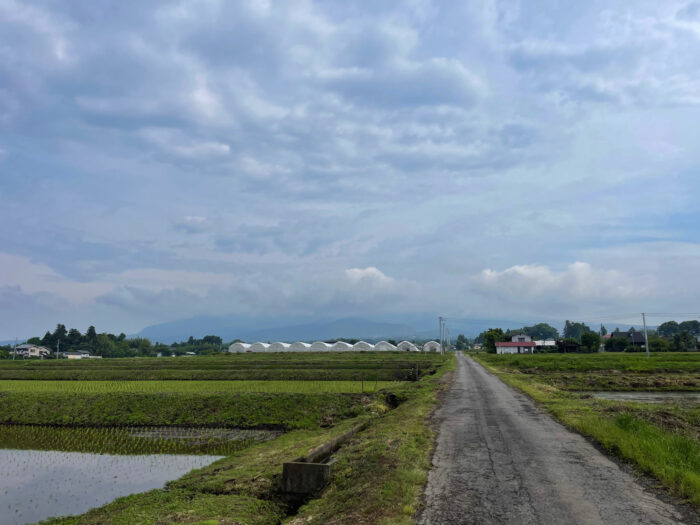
top-left (0, 449), bottom-right (222, 525)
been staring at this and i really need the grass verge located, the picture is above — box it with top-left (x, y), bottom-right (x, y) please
top-left (473, 354), bottom-right (700, 507)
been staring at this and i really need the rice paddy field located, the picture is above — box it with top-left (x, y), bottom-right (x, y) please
top-left (0, 351), bottom-right (452, 524)
top-left (0, 379), bottom-right (396, 394)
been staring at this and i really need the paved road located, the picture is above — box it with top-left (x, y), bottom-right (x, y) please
top-left (418, 353), bottom-right (692, 525)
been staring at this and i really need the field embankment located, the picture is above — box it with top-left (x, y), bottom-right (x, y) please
top-left (474, 352), bottom-right (700, 507)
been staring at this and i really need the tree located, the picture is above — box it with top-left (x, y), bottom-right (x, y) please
top-left (456, 334), bottom-right (468, 350)
top-left (86, 326), bottom-right (97, 345)
top-left (605, 337), bottom-right (628, 352)
top-left (523, 323), bottom-right (559, 340)
top-left (67, 328), bottom-right (82, 347)
top-left (581, 332), bottom-right (601, 353)
top-left (657, 321), bottom-right (680, 338)
top-left (26, 337), bottom-right (42, 345)
top-left (563, 320), bottom-right (592, 342)
top-left (600, 324), bottom-right (607, 336)
top-left (671, 332), bottom-right (695, 352)
top-left (482, 328), bottom-right (506, 353)
top-left (679, 320), bottom-right (700, 336)
top-left (52, 324), bottom-right (67, 343)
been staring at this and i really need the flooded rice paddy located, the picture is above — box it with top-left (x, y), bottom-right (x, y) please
top-left (589, 391), bottom-right (700, 403)
top-left (0, 449), bottom-right (223, 525)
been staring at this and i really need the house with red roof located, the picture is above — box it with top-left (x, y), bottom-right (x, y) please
top-left (495, 334), bottom-right (536, 354)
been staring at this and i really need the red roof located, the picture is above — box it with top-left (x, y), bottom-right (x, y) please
top-left (495, 341), bottom-right (536, 347)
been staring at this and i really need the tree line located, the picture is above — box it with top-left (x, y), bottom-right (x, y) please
top-left (0, 324), bottom-right (228, 359)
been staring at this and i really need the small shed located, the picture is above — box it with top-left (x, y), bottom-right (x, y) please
top-left (375, 341), bottom-right (397, 351)
top-left (289, 342), bottom-right (311, 352)
top-left (309, 342), bottom-right (331, 352)
top-left (228, 342), bottom-right (250, 353)
top-left (422, 341), bottom-right (441, 353)
top-left (396, 341), bottom-right (418, 352)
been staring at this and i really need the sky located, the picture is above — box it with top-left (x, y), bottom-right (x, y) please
top-left (1, 0), bottom-right (700, 338)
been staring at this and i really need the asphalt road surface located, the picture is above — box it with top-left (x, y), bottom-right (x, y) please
top-left (418, 353), bottom-right (693, 525)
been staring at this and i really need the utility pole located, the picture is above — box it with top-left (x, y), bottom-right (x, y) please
top-left (642, 313), bottom-right (650, 358)
top-left (438, 316), bottom-right (444, 354)
top-left (56, 339), bottom-right (60, 360)
top-left (12, 337), bottom-right (17, 360)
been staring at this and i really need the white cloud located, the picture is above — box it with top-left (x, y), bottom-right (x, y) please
top-left (474, 262), bottom-right (645, 302)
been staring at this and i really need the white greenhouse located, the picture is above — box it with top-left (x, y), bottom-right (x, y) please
top-left (289, 342), bottom-right (311, 352)
top-left (330, 341), bottom-right (352, 352)
top-left (228, 342), bottom-right (251, 353)
top-left (422, 341), bottom-right (441, 353)
top-left (374, 341), bottom-right (397, 351)
top-left (396, 341), bottom-right (418, 352)
top-left (268, 342), bottom-right (290, 352)
top-left (249, 342), bottom-right (270, 353)
top-left (352, 341), bottom-right (374, 351)
top-left (310, 342), bottom-right (332, 352)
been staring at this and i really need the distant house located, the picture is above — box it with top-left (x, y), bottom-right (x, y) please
top-left (556, 340), bottom-right (581, 353)
top-left (611, 331), bottom-right (645, 347)
top-left (534, 339), bottom-right (557, 350)
top-left (15, 344), bottom-right (51, 358)
top-left (62, 350), bottom-right (101, 359)
top-left (495, 335), bottom-right (536, 354)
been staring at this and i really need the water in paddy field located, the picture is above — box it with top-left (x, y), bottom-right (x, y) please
top-left (0, 450), bottom-right (223, 525)
top-left (589, 392), bottom-right (700, 403)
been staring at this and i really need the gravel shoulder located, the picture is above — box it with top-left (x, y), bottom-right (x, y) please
top-left (418, 353), bottom-right (695, 524)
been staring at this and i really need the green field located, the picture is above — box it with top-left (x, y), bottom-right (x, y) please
top-left (474, 352), bottom-right (700, 507)
top-left (0, 353), bottom-right (443, 381)
top-left (0, 379), bottom-right (396, 394)
top-left (1, 351), bottom-right (456, 523)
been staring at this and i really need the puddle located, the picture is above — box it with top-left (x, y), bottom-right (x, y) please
top-left (588, 392), bottom-right (700, 403)
top-left (0, 449), bottom-right (223, 525)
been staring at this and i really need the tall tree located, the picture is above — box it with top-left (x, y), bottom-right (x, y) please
top-left (600, 324), bottom-right (607, 336)
top-left (563, 320), bottom-right (592, 342)
top-left (657, 321), bottom-right (680, 338)
top-left (581, 332), bottom-right (601, 353)
top-left (482, 328), bottom-right (506, 353)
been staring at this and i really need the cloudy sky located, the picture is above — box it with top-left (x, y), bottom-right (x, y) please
top-left (2, 0), bottom-right (700, 338)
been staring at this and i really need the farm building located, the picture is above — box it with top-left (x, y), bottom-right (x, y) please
top-left (289, 342), bottom-right (311, 352)
top-left (331, 341), bottom-right (352, 351)
top-left (611, 330), bottom-right (645, 347)
top-left (534, 339), bottom-right (557, 350)
top-left (228, 342), bottom-right (250, 353)
top-left (375, 341), bottom-right (397, 351)
top-left (310, 342), bottom-right (332, 352)
top-left (396, 341), bottom-right (418, 352)
top-left (249, 342), bottom-right (270, 352)
top-left (352, 341), bottom-right (374, 351)
top-left (496, 334), bottom-right (536, 354)
top-left (268, 342), bottom-right (290, 352)
top-left (423, 341), bottom-right (440, 352)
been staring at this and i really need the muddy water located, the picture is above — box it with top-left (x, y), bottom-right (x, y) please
top-left (589, 391), bottom-right (700, 403)
top-left (0, 449), bottom-right (223, 525)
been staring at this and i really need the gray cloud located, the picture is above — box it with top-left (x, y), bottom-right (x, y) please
top-left (1, 0), bottom-right (700, 337)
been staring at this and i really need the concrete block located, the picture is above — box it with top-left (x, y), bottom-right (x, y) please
top-left (282, 462), bottom-right (331, 494)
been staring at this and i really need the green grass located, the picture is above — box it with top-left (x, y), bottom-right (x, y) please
top-left (0, 379), bottom-right (397, 394)
top-left (0, 353), bottom-right (444, 381)
top-left (474, 353), bottom-right (700, 507)
top-left (476, 352), bottom-right (700, 373)
top-left (0, 391), bottom-right (384, 429)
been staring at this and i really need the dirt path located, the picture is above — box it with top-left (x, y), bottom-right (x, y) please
top-left (418, 353), bottom-right (695, 524)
